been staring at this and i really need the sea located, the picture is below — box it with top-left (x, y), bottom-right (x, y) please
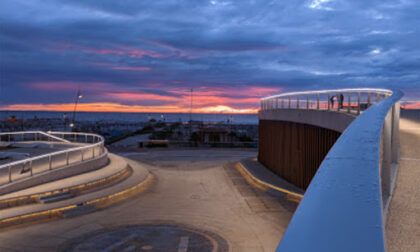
top-left (0, 111), bottom-right (258, 125)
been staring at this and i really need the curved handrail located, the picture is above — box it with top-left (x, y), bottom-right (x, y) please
top-left (0, 131), bottom-right (71, 143)
top-left (261, 88), bottom-right (392, 115)
top-left (0, 131), bottom-right (106, 184)
top-left (266, 89), bottom-right (403, 251)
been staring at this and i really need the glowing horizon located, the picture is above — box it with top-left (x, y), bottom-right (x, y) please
top-left (0, 102), bottom-right (259, 114)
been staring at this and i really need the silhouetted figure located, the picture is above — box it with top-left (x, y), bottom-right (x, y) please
top-left (339, 93), bottom-right (344, 109)
top-left (330, 96), bottom-right (336, 108)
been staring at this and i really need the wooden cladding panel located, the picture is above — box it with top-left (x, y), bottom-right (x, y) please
top-left (258, 120), bottom-right (341, 190)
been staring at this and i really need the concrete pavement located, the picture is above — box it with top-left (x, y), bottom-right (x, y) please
top-left (386, 118), bottom-right (420, 252)
top-left (0, 149), bottom-right (297, 251)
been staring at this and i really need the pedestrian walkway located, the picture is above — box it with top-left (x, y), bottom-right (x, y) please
top-left (386, 118), bottom-right (420, 252)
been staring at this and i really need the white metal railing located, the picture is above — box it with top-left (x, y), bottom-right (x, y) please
top-left (264, 88), bottom-right (403, 252)
top-left (261, 88), bottom-right (393, 115)
top-left (0, 131), bottom-right (105, 185)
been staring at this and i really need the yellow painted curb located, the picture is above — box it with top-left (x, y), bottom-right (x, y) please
top-left (0, 172), bottom-right (154, 230)
top-left (0, 165), bottom-right (132, 209)
top-left (235, 162), bottom-right (303, 202)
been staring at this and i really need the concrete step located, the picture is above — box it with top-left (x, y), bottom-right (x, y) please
top-left (0, 156), bottom-right (152, 229)
top-left (39, 192), bottom-right (73, 204)
top-left (0, 153), bottom-right (131, 210)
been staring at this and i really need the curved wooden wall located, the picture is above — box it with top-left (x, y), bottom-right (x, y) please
top-left (258, 120), bottom-right (341, 189)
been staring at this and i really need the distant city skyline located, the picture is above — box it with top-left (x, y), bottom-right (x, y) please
top-left (1, 0), bottom-right (419, 113)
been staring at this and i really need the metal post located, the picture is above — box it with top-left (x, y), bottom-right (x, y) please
top-left (276, 98), bottom-right (279, 109)
top-left (66, 152), bottom-right (69, 165)
top-left (328, 93), bottom-right (330, 111)
top-left (306, 95), bottom-right (309, 109)
top-left (92, 146), bottom-right (95, 158)
top-left (281, 98), bottom-right (284, 108)
top-left (8, 165), bottom-right (12, 183)
top-left (337, 93), bottom-right (340, 112)
top-left (288, 96), bottom-right (291, 109)
top-left (49, 155), bottom-right (52, 170)
top-left (347, 92), bottom-right (351, 113)
top-left (381, 110), bottom-right (392, 204)
top-left (316, 94), bottom-right (320, 110)
top-left (367, 92), bottom-right (371, 107)
top-left (357, 92), bottom-right (361, 114)
top-left (74, 133), bottom-right (76, 142)
top-left (376, 92), bottom-right (380, 102)
top-left (22, 133), bottom-right (24, 141)
top-left (81, 150), bottom-right (84, 161)
top-left (85, 134), bottom-right (88, 143)
top-left (30, 160), bottom-right (33, 176)
top-left (297, 96), bottom-right (300, 109)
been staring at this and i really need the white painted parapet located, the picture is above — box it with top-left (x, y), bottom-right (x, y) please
top-left (260, 89), bottom-right (402, 252)
top-left (0, 131), bottom-right (107, 193)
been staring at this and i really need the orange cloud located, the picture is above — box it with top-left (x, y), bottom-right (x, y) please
top-left (105, 93), bottom-right (179, 101)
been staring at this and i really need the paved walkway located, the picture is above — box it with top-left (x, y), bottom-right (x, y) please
top-left (386, 118), bottom-right (420, 252)
top-left (0, 149), bottom-right (296, 251)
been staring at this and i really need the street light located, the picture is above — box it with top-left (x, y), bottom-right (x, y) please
top-left (71, 89), bottom-right (82, 130)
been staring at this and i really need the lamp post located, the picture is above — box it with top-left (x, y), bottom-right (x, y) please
top-left (71, 89), bottom-right (82, 131)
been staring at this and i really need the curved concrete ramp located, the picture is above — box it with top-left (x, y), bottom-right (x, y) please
top-left (0, 153), bottom-right (152, 229)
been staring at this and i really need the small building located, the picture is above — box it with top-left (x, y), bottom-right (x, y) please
top-left (199, 127), bottom-right (229, 143)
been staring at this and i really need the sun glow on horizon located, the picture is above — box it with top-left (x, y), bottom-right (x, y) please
top-left (0, 102), bottom-right (259, 114)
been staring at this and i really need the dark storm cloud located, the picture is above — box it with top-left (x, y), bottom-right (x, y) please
top-left (0, 0), bottom-right (419, 109)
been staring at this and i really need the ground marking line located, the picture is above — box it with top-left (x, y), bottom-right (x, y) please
top-left (401, 157), bottom-right (420, 161)
top-left (178, 236), bottom-right (189, 252)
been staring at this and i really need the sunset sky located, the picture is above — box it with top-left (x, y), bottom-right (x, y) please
top-left (0, 0), bottom-right (419, 113)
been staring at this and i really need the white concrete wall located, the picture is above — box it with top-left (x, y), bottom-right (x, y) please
top-left (259, 109), bottom-right (356, 133)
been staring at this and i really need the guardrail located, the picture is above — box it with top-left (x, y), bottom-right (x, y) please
top-left (261, 88), bottom-right (402, 252)
top-left (0, 131), bottom-right (105, 185)
top-left (261, 88), bottom-right (393, 115)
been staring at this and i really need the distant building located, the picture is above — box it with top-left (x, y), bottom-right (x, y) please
top-left (199, 127), bottom-right (229, 143)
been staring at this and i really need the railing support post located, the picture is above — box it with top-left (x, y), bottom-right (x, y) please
top-left (367, 92), bottom-right (371, 107)
top-left (276, 98), bottom-right (279, 109)
top-left (391, 102), bottom-right (400, 164)
top-left (49, 155), bottom-right (52, 170)
top-left (347, 92), bottom-right (351, 113)
top-left (382, 110), bottom-right (392, 207)
top-left (81, 150), bottom-right (84, 161)
top-left (297, 96), bottom-right (300, 109)
top-left (316, 94), bottom-right (320, 110)
top-left (327, 93), bottom-right (330, 111)
top-left (281, 98), bottom-right (284, 109)
top-left (8, 165), bottom-right (12, 183)
top-left (30, 160), bottom-right (33, 176)
top-left (66, 152), bottom-right (69, 166)
top-left (288, 96), bottom-right (291, 109)
top-left (357, 92), bottom-right (361, 114)
top-left (306, 95), bottom-right (309, 109)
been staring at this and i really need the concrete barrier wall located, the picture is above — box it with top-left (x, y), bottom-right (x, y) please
top-left (0, 151), bottom-right (109, 195)
top-left (259, 109), bottom-right (356, 133)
